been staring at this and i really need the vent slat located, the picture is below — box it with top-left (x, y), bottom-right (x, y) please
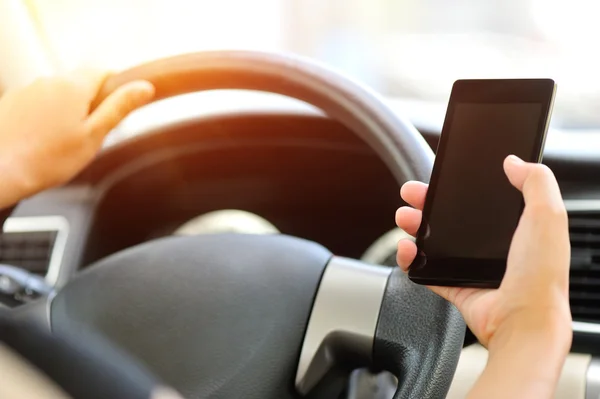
top-left (570, 291), bottom-right (600, 300)
top-left (569, 211), bottom-right (600, 323)
top-left (0, 231), bottom-right (57, 276)
top-left (570, 233), bottom-right (600, 245)
top-left (571, 307), bottom-right (600, 317)
top-left (570, 218), bottom-right (600, 229)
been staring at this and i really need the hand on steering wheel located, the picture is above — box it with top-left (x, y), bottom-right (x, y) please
top-left (396, 155), bottom-right (572, 397)
top-left (0, 70), bottom-right (154, 208)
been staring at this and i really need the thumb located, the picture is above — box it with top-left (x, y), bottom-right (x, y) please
top-left (503, 155), bottom-right (564, 213)
top-left (503, 155), bottom-right (569, 288)
top-left (84, 80), bottom-right (155, 142)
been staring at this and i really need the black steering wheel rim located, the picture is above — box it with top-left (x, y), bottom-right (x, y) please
top-left (93, 50), bottom-right (434, 184)
top-left (17, 51), bottom-right (465, 399)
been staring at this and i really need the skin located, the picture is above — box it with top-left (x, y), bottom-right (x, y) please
top-left (396, 155), bottom-right (572, 398)
top-left (0, 69), bottom-right (155, 208)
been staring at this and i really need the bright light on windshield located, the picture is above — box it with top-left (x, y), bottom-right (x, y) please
top-left (25, 0), bottom-right (600, 129)
top-left (27, 0), bottom-right (284, 69)
top-left (532, 0), bottom-right (600, 44)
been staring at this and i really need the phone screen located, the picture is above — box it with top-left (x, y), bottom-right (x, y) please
top-left (409, 80), bottom-right (555, 287)
top-left (426, 103), bottom-right (541, 259)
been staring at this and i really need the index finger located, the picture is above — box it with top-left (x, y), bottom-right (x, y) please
top-left (400, 181), bottom-right (428, 210)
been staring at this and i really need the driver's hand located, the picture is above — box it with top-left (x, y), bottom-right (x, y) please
top-left (0, 70), bottom-right (154, 208)
top-left (396, 155), bottom-right (572, 398)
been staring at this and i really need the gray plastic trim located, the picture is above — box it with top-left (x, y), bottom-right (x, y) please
top-left (565, 200), bottom-right (600, 213)
top-left (565, 200), bottom-right (600, 336)
top-left (587, 358), bottom-right (600, 399)
top-left (3, 216), bottom-right (69, 287)
top-left (295, 256), bottom-right (392, 394)
top-left (8, 293), bottom-right (53, 331)
top-left (574, 322), bottom-right (600, 335)
top-left (361, 228), bottom-right (413, 265)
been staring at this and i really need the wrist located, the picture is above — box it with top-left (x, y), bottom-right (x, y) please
top-left (489, 327), bottom-right (571, 374)
top-left (486, 310), bottom-right (571, 392)
top-left (488, 307), bottom-right (572, 358)
top-left (0, 151), bottom-right (38, 208)
top-left (469, 315), bottom-right (571, 399)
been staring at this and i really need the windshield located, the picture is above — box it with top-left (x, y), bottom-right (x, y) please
top-left (27, 0), bottom-right (600, 129)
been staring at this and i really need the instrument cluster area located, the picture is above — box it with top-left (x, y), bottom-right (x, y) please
top-left (80, 113), bottom-right (400, 266)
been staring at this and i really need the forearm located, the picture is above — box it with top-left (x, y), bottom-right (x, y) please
top-left (468, 344), bottom-right (563, 398)
top-left (468, 317), bottom-right (571, 399)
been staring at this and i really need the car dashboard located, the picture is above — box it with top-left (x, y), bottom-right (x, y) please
top-left (4, 94), bottom-right (600, 396)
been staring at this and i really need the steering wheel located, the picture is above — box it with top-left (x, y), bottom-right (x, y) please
top-left (16, 51), bottom-right (465, 399)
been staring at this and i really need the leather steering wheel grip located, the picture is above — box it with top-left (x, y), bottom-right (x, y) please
top-left (373, 268), bottom-right (466, 399)
top-left (94, 51), bottom-right (434, 184)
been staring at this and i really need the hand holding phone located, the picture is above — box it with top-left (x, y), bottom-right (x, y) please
top-left (407, 79), bottom-right (556, 288)
top-left (396, 157), bottom-right (571, 398)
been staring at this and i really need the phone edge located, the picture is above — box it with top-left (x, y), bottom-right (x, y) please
top-left (407, 79), bottom-right (557, 288)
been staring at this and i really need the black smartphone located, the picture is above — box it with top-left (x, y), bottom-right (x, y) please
top-left (408, 79), bottom-right (556, 288)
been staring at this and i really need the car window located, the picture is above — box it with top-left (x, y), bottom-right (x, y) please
top-left (26, 0), bottom-right (600, 129)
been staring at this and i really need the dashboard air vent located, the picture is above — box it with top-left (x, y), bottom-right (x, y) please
top-left (569, 209), bottom-right (600, 323)
top-left (0, 230), bottom-right (57, 275)
top-left (0, 217), bottom-right (68, 285)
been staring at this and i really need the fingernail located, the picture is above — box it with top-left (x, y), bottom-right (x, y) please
top-left (130, 80), bottom-right (155, 95)
top-left (507, 155), bottom-right (524, 165)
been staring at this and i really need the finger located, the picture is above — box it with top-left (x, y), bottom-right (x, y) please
top-left (396, 239), bottom-right (417, 271)
top-left (67, 67), bottom-right (110, 100)
top-left (503, 155), bottom-right (569, 285)
top-left (400, 181), bottom-right (428, 210)
top-left (84, 80), bottom-right (155, 141)
top-left (503, 155), bottom-right (565, 213)
top-left (395, 206), bottom-right (422, 236)
top-left (427, 285), bottom-right (480, 305)
top-left (427, 285), bottom-right (491, 325)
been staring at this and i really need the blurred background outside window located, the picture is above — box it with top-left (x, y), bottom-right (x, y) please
top-left (21, 0), bottom-right (600, 129)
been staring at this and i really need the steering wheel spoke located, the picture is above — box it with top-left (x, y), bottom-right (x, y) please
top-left (296, 259), bottom-right (465, 398)
top-left (295, 257), bottom-right (391, 394)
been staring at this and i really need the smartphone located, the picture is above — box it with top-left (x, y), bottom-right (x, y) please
top-left (408, 79), bottom-right (556, 288)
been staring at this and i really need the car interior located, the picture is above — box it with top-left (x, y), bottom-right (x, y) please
top-left (1, 1), bottom-right (600, 398)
